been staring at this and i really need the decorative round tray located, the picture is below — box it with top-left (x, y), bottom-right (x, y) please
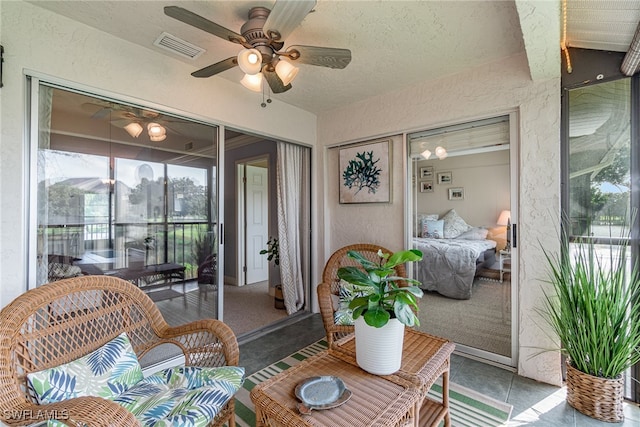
top-left (294, 376), bottom-right (352, 413)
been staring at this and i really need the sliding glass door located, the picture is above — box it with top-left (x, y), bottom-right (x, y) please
top-left (407, 114), bottom-right (518, 367)
top-left (30, 81), bottom-right (220, 322)
top-left (563, 76), bottom-right (638, 402)
top-left (28, 78), bottom-right (313, 340)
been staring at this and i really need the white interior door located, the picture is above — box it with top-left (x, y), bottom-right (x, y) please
top-left (245, 164), bottom-right (269, 284)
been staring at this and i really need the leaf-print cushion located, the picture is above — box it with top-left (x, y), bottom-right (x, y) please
top-left (115, 366), bottom-right (245, 427)
top-left (27, 332), bottom-right (143, 404)
top-left (334, 280), bottom-right (369, 326)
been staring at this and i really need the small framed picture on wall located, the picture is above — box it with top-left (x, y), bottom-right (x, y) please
top-left (420, 166), bottom-right (434, 179)
top-left (420, 181), bottom-right (434, 193)
top-left (448, 187), bottom-right (464, 200)
top-left (437, 171), bottom-right (452, 184)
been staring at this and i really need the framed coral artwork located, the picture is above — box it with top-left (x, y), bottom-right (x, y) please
top-left (339, 139), bottom-right (391, 203)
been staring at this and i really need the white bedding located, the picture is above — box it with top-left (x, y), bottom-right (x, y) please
top-left (412, 237), bottom-right (497, 300)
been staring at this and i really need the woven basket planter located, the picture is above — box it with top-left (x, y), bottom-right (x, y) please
top-left (565, 362), bottom-right (624, 423)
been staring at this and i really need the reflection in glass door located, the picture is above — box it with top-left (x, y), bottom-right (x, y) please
top-left (31, 82), bottom-right (220, 325)
top-left (565, 78), bottom-right (636, 400)
top-left (407, 115), bottom-right (516, 367)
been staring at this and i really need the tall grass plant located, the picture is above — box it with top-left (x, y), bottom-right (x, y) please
top-left (541, 236), bottom-right (640, 379)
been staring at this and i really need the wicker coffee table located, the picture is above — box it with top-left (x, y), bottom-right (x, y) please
top-left (250, 350), bottom-right (423, 426)
top-left (332, 328), bottom-right (455, 427)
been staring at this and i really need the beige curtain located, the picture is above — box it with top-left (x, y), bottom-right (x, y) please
top-left (276, 142), bottom-right (307, 314)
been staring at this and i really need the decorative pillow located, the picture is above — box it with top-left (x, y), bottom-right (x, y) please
top-left (422, 219), bottom-right (445, 239)
top-left (28, 332), bottom-right (143, 404)
top-left (49, 262), bottom-right (82, 279)
top-left (333, 280), bottom-right (370, 326)
top-left (415, 213), bottom-right (438, 237)
top-left (457, 227), bottom-right (489, 240)
top-left (334, 281), bottom-right (356, 326)
top-left (115, 366), bottom-right (245, 427)
top-left (441, 209), bottom-right (473, 238)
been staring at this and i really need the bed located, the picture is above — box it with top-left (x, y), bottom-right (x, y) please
top-left (412, 209), bottom-right (498, 300)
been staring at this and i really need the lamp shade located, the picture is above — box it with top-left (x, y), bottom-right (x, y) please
top-left (147, 122), bottom-right (166, 137)
top-left (421, 149), bottom-right (432, 159)
top-left (275, 59), bottom-right (299, 86)
top-left (240, 73), bottom-right (263, 92)
top-left (497, 210), bottom-right (511, 226)
top-left (124, 122), bottom-right (143, 138)
top-left (435, 146), bottom-right (448, 160)
top-left (147, 123), bottom-right (166, 142)
top-left (237, 48), bottom-right (262, 75)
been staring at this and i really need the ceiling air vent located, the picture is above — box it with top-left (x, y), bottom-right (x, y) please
top-left (154, 32), bottom-right (205, 59)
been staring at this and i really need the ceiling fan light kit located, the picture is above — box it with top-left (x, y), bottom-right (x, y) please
top-left (147, 122), bottom-right (167, 141)
top-left (124, 122), bottom-right (144, 138)
top-left (164, 0), bottom-right (351, 98)
top-left (420, 146), bottom-right (448, 160)
top-left (237, 48), bottom-right (262, 75)
top-left (240, 73), bottom-right (264, 92)
top-left (435, 146), bottom-right (448, 160)
top-left (275, 59), bottom-right (299, 86)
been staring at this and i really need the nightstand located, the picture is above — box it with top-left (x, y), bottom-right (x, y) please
top-left (499, 249), bottom-right (511, 282)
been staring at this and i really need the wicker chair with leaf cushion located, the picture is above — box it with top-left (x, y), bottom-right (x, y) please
top-left (0, 275), bottom-right (243, 427)
top-left (317, 243), bottom-right (407, 348)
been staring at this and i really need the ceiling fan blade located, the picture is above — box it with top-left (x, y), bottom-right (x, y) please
top-left (263, 68), bottom-right (292, 93)
top-left (287, 45), bottom-right (352, 69)
top-left (263, 0), bottom-right (316, 41)
top-left (192, 57), bottom-right (238, 78)
top-left (164, 6), bottom-right (246, 44)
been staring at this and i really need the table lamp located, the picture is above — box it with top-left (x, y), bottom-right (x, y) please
top-left (497, 210), bottom-right (511, 251)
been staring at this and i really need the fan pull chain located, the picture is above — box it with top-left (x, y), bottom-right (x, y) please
top-left (261, 84), bottom-right (272, 108)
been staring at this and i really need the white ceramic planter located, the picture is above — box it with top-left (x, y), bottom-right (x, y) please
top-left (354, 316), bottom-right (405, 375)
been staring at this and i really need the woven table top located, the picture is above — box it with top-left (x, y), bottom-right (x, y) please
top-left (250, 351), bottom-right (422, 427)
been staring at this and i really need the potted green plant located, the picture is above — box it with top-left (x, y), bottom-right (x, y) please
top-left (540, 234), bottom-right (640, 422)
top-left (337, 248), bottom-right (423, 374)
top-left (260, 237), bottom-right (284, 309)
top-left (259, 237), bottom-right (279, 266)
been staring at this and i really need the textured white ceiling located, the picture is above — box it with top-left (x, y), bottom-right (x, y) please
top-left (25, 1), bottom-right (640, 114)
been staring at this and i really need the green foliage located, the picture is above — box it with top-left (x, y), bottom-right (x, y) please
top-left (46, 183), bottom-right (86, 217)
top-left (192, 231), bottom-right (215, 266)
top-left (342, 151), bottom-right (382, 195)
top-left (260, 237), bottom-right (279, 266)
top-left (337, 249), bottom-right (424, 328)
top-left (540, 234), bottom-right (640, 379)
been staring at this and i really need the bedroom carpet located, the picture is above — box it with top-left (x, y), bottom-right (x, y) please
top-left (417, 275), bottom-right (511, 357)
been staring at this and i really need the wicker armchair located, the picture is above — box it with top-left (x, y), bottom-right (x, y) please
top-left (318, 243), bottom-right (407, 348)
top-left (0, 275), bottom-right (240, 427)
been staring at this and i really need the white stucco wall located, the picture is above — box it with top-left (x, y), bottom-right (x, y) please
top-left (317, 53), bottom-right (562, 386)
top-left (0, 1), bottom-right (315, 307)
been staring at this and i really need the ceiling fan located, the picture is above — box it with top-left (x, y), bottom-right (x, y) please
top-left (83, 102), bottom-right (177, 141)
top-left (164, 0), bottom-right (352, 94)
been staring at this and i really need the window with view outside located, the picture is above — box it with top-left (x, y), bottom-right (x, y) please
top-left (567, 78), bottom-right (635, 400)
top-left (35, 86), bottom-right (218, 287)
top-left (568, 79), bottom-right (630, 239)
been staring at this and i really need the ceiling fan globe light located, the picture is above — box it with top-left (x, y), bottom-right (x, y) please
top-left (238, 48), bottom-right (263, 75)
top-left (421, 149), bottom-right (432, 159)
top-left (147, 122), bottom-right (166, 137)
top-left (435, 146), bottom-right (447, 159)
top-left (241, 73), bottom-right (263, 92)
top-left (149, 134), bottom-right (167, 142)
top-left (124, 122), bottom-right (143, 138)
top-left (275, 60), bottom-right (299, 86)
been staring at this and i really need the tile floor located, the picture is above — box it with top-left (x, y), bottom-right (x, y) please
top-left (239, 313), bottom-right (640, 427)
